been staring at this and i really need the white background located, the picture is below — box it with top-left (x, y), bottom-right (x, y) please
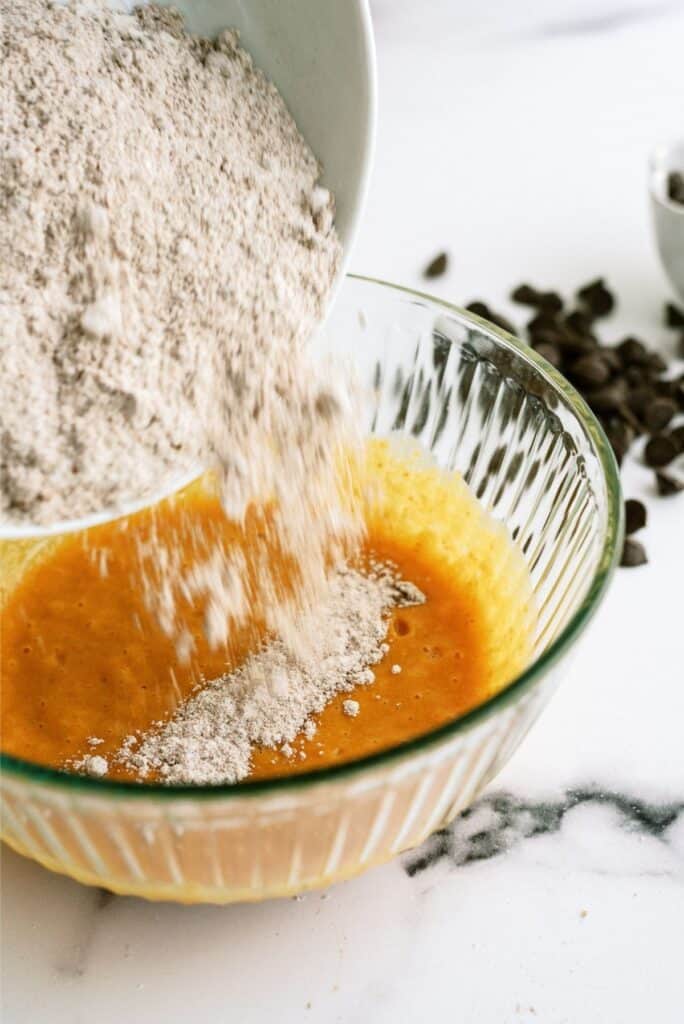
top-left (3, 2), bottom-right (684, 1021)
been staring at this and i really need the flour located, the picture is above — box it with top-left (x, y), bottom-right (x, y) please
top-left (2, 0), bottom-right (364, 654)
top-left (1, 0), bottom-right (348, 533)
top-left (75, 753), bottom-right (109, 777)
top-left (118, 567), bottom-right (426, 785)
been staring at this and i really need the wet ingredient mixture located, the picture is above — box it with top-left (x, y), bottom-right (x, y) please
top-left (0, 442), bottom-right (535, 783)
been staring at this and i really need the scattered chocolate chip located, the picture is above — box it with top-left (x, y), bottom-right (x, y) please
top-left (673, 375), bottom-right (684, 410)
top-left (538, 291), bottom-right (563, 315)
top-left (664, 302), bottom-right (684, 328)
top-left (531, 326), bottom-right (594, 358)
top-left (464, 277), bottom-right (682, 569)
top-left (624, 366), bottom-right (648, 388)
top-left (626, 385), bottom-right (654, 417)
top-left (644, 434), bottom-right (678, 468)
top-left (564, 310), bottom-right (592, 335)
top-left (599, 347), bottom-right (622, 373)
top-left (646, 351), bottom-right (668, 374)
top-left (654, 377), bottom-right (678, 399)
top-left (424, 252), bottom-right (448, 279)
top-left (511, 284), bottom-right (563, 314)
top-left (527, 311), bottom-right (560, 336)
top-left (656, 471), bottom-right (684, 496)
top-left (620, 538), bottom-right (648, 567)
top-left (667, 171), bottom-right (684, 206)
top-left (604, 417), bottom-right (635, 464)
top-left (670, 424), bottom-right (684, 452)
top-left (616, 402), bottom-right (642, 432)
top-left (585, 380), bottom-right (628, 414)
top-left (624, 498), bottom-right (647, 535)
top-left (555, 328), bottom-right (598, 357)
top-left (617, 337), bottom-right (648, 366)
top-left (533, 341), bottom-right (563, 368)
top-left (577, 278), bottom-right (615, 319)
top-left (511, 284), bottom-right (539, 306)
top-left (465, 300), bottom-right (489, 318)
top-left (570, 353), bottom-right (611, 388)
top-left (465, 301), bottom-right (517, 337)
top-left (644, 397), bottom-right (677, 433)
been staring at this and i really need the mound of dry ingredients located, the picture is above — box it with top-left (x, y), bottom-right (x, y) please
top-left (0, 0), bottom-right (349, 530)
top-left (84, 566), bottom-right (424, 785)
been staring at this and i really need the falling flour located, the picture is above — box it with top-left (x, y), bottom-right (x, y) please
top-left (1, 0), bottom-right (361, 647)
top-left (116, 566), bottom-right (425, 785)
top-left (1, 0), bottom-right (344, 523)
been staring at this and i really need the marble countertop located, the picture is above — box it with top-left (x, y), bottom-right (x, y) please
top-left (3, 2), bottom-right (684, 1021)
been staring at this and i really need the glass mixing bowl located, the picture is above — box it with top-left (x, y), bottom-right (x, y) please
top-left (0, 276), bottom-right (622, 903)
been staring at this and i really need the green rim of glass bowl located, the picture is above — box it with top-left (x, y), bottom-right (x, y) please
top-left (0, 275), bottom-right (624, 800)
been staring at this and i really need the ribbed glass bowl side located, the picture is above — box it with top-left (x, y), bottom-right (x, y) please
top-left (0, 276), bottom-right (622, 902)
top-left (328, 282), bottom-right (615, 659)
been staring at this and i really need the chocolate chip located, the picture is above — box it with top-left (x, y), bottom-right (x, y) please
top-left (577, 278), bottom-right (615, 319)
top-left (533, 341), bottom-right (563, 368)
top-left (620, 538), bottom-right (648, 567)
top-left (465, 277), bottom-right (682, 568)
top-left (465, 301), bottom-right (517, 337)
top-left (511, 284), bottom-right (539, 306)
top-left (644, 397), bottom-right (677, 432)
top-left (511, 285), bottom-right (563, 314)
top-left (599, 348), bottom-right (622, 373)
top-left (624, 498), bottom-right (647, 535)
top-left (527, 311), bottom-right (560, 336)
top-left (570, 353), bottom-right (611, 388)
top-left (465, 300), bottom-right (490, 318)
top-left (646, 351), bottom-right (668, 374)
top-left (670, 424), bottom-right (684, 452)
top-left (424, 252), bottom-right (448, 278)
top-left (604, 417), bottom-right (635, 463)
top-left (644, 434), bottom-right (678, 468)
top-left (564, 310), bottom-right (592, 335)
top-left (538, 291), bottom-right (563, 315)
top-left (653, 378), bottom-right (675, 399)
top-left (616, 402), bottom-right (642, 432)
top-left (656, 471), bottom-right (684, 496)
top-left (626, 385), bottom-right (654, 417)
top-left (665, 302), bottom-right (684, 329)
top-left (617, 337), bottom-right (648, 366)
top-left (553, 327), bottom-right (597, 357)
top-left (624, 366), bottom-right (648, 388)
top-left (667, 171), bottom-right (684, 205)
top-left (585, 380), bottom-right (628, 414)
top-left (673, 375), bottom-right (684, 410)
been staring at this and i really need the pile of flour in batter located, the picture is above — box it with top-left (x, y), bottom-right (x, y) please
top-left (104, 566), bottom-right (425, 784)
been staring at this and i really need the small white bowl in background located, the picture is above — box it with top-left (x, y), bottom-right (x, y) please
top-left (650, 140), bottom-right (684, 300)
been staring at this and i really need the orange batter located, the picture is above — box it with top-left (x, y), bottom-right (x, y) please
top-left (0, 440), bottom-right (535, 781)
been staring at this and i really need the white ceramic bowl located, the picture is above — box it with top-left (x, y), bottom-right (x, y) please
top-left (165, 0), bottom-right (376, 264)
top-left (2, 0), bottom-right (377, 541)
top-left (649, 140), bottom-right (684, 300)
